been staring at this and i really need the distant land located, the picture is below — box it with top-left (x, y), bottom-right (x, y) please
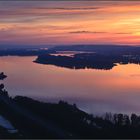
top-left (34, 45), bottom-right (140, 70)
top-left (1, 44), bottom-right (140, 70)
top-left (1, 44), bottom-right (140, 56)
top-left (0, 44), bottom-right (54, 50)
top-left (0, 44), bottom-right (53, 56)
top-left (48, 44), bottom-right (140, 55)
top-left (0, 48), bottom-right (49, 56)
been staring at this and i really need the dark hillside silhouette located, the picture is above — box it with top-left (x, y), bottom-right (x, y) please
top-left (0, 84), bottom-right (140, 138)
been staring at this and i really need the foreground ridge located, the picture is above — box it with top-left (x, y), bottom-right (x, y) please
top-left (0, 84), bottom-right (140, 138)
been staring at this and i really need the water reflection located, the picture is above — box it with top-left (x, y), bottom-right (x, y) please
top-left (0, 56), bottom-right (140, 115)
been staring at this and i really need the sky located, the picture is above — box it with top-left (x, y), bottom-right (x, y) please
top-left (1, 1), bottom-right (140, 46)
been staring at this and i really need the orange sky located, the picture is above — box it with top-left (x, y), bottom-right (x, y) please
top-left (1, 1), bottom-right (140, 45)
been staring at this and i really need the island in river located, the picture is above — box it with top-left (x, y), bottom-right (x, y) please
top-left (34, 52), bottom-right (140, 70)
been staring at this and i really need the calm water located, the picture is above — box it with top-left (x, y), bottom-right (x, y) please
top-left (1, 56), bottom-right (140, 115)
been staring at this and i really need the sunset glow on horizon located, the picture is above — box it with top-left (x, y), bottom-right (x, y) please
top-left (1, 1), bottom-right (140, 46)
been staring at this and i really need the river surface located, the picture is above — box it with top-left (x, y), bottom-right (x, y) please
top-left (0, 56), bottom-right (140, 115)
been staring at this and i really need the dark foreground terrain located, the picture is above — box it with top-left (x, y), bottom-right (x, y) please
top-left (0, 84), bottom-right (140, 138)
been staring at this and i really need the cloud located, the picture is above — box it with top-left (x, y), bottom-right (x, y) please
top-left (69, 31), bottom-right (107, 34)
top-left (115, 32), bottom-right (132, 35)
top-left (69, 31), bottom-right (133, 35)
top-left (36, 7), bottom-right (100, 10)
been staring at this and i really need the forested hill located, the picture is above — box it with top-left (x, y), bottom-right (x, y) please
top-left (0, 84), bottom-right (140, 138)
